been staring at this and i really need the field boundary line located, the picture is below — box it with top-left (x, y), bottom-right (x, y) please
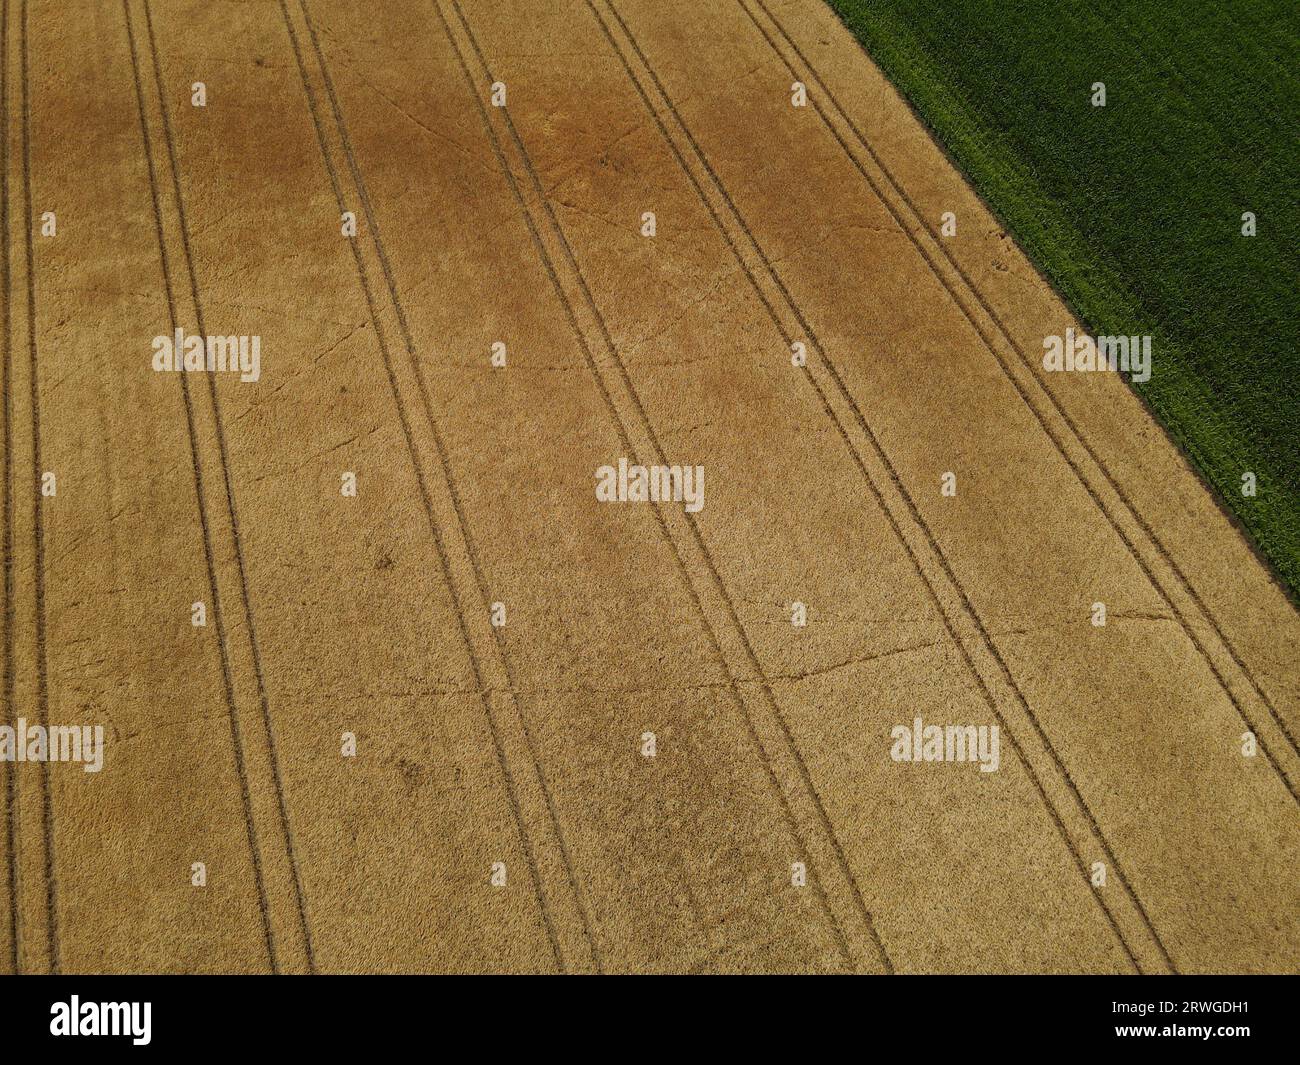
top-left (278, 0), bottom-right (593, 973)
top-left (744, 0), bottom-right (1300, 798)
top-left (0, 0), bottom-right (16, 976)
top-left (294, 0), bottom-right (600, 973)
top-left (18, 0), bottom-right (55, 973)
top-left (139, 0), bottom-right (317, 971)
top-left (442, 0), bottom-right (892, 974)
top-left (123, 0), bottom-right (281, 973)
top-left (593, 0), bottom-right (1172, 973)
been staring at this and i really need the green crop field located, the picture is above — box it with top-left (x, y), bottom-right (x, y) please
top-left (826, 0), bottom-right (1300, 599)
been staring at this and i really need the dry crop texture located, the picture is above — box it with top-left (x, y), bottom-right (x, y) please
top-left (0, 0), bottom-right (1296, 974)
